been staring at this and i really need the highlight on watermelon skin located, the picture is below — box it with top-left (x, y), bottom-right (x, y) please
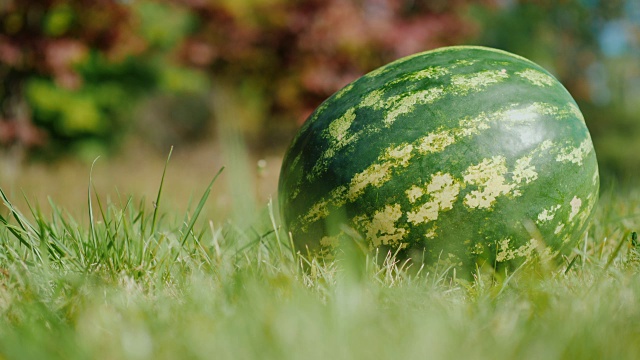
top-left (278, 46), bottom-right (599, 274)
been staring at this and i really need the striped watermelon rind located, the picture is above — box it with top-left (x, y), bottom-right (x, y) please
top-left (278, 45), bottom-right (599, 272)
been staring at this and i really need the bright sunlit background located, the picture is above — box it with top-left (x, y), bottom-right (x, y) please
top-left (1, 0), bottom-right (639, 216)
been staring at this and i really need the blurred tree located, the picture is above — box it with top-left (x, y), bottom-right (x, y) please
top-left (0, 0), bottom-right (207, 160)
top-left (1, 0), bottom-right (134, 159)
top-left (175, 0), bottom-right (484, 147)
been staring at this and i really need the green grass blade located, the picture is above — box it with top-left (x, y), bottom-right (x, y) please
top-left (174, 167), bottom-right (224, 262)
top-left (88, 157), bottom-right (100, 255)
top-left (267, 198), bottom-right (285, 257)
top-left (604, 231), bottom-right (631, 271)
top-left (151, 146), bottom-right (173, 236)
top-left (0, 188), bottom-right (44, 263)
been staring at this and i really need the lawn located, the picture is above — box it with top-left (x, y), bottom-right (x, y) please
top-left (1, 154), bottom-right (639, 359)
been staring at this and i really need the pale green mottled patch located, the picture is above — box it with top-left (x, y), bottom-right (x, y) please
top-left (509, 102), bottom-right (584, 122)
top-left (453, 59), bottom-right (479, 67)
top-left (359, 89), bottom-right (385, 109)
top-left (499, 102), bottom-right (585, 127)
top-left (303, 141), bottom-right (421, 226)
top-left (406, 172), bottom-right (461, 225)
top-left (354, 204), bottom-right (408, 248)
top-left (383, 87), bottom-right (445, 126)
top-left (416, 130), bottom-right (456, 154)
top-left (288, 154), bottom-right (303, 199)
top-left (299, 198), bottom-right (330, 229)
top-left (463, 156), bottom-right (516, 209)
top-left (348, 162), bottom-right (395, 201)
top-left (297, 185), bottom-right (348, 231)
top-left (463, 143), bottom-right (553, 209)
top-left (543, 246), bottom-right (560, 259)
top-left (291, 188), bottom-right (301, 200)
top-left (387, 67), bottom-right (450, 88)
top-left (406, 185), bottom-right (424, 204)
top-left (424, 226), bottom-right (438, 239)
top-left (471, 242), bottom-right (485, 255)
top-left (289, 152), bottom-right (302, 171)
top-left (457, 114), bottom-right (493, 137)
top-left (530, 102), bottom-right (563, 116)
top-left (334, 82), bottom-right (355, 99)
top-left (413, 66), bottom-right (450, 80)
top-left (503, 103), bottom-right (561, 123)
top-left (306, 77), bottom-right (440, 183)
top-left (512, 156), bottom-right (538, 184)
top-left (382, 143), bottom-right (415, 166)
top-left (496, 238), bottom-right (537, 262)
top-left (450, 70), bottom-right (509, 95)
top-left (537, 204), bottom-right (561, 223)
top-left (536, 139), bottom-right (554, 153)
top-left (345, 136), bottom-right (447, 204)
top-left (320, 235), bottom-right (339, 250)
top-left (516, 68), bottom-right (556, 87)
top-left (568, 102), bottom-right (586, 123)
top-left (554, 223), bottom-right (565, 234)
top-left (309, 108), bottom-right (360, 180)
top-left (327, 107), bottom-right (357, 141)
top-left (569, 196), bottom-right (582, 221)
top-left (556, 139), bottom-right (593, 166)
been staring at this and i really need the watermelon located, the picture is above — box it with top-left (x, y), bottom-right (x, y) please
top-left (278, 46), bottom-right (599, 272)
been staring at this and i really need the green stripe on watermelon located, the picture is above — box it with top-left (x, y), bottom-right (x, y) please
top-left (278, 45), bottom-right (599, 273)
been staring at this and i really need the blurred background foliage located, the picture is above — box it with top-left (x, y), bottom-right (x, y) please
top-left (0, 0), bottom-right (639, 183)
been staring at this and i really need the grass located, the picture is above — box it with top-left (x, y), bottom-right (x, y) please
top-left (1, 157), bottom-right (640, 359)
